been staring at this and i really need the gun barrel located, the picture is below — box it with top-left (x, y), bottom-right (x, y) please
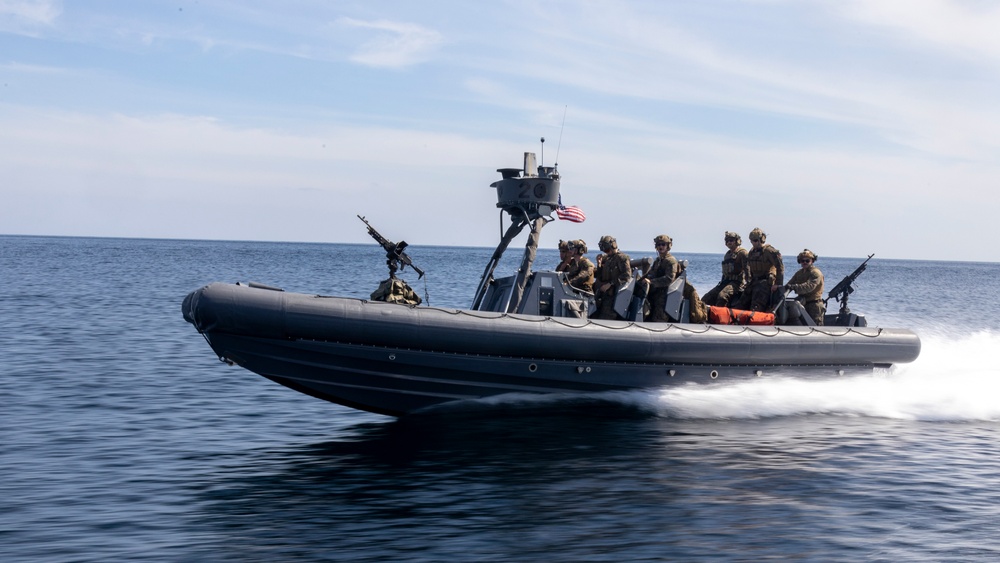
top-left (824, 253), bottom-right (874, 303)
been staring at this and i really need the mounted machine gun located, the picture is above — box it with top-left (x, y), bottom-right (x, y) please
top-left (357, 215), bottom-right (424, 280)
top-left (824, 253), bottom-right (874, 324)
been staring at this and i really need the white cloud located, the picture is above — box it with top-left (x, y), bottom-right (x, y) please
top-left (0, 61), bottom-right (65, 73)
top-left (0, 0), bottom-right (60, 25)
top-left (336, 17), bottom-right (443, 68)
top-left (836, 0), bottom-right (1000, 60)
top-left (461, 1), bottom-right (1000, 167)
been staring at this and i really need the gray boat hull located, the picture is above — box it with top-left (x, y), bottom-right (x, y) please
top-left (182, 282), bottom-right (921, 417)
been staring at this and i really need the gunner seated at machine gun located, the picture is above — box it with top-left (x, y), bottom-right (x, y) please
top-left (775, 253), bottom-right (873, 327)
top-left (776, 249), bottom-right (825, 325)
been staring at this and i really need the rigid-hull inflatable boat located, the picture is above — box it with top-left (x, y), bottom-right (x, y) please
top-left (182, 151), bottom-right (921, 416)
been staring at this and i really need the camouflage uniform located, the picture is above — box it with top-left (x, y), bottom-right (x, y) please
top-left (563, 239), bottom-right (595, 292)
top-left (684, 280), bottom-right (709, 324)
top-left (555, 240), bottom-right (572, 272)
top-left (642, 253), bottom-right (680, 322)
top-left (565, 256), bottom-right (595, 293)
top-left (703, 235), bottom-right (749, 307)
top-left (787, 249), bottom-right (824, 325)
top-left (739, 229), bottom-right (784, 311)
top-left (593, 236), bottom-right (631, 320)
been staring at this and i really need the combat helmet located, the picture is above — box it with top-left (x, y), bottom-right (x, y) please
top-left (558, 239), bottom-right (569, 251)
top-left (598, 235), bottom-right (617, 252)
top-left (570, 239), bottom-right (588, 253)
top-left (724, 231), bottom-right (741, 245)
top-left (653, 234), bottom-right (672, 250)
top-left (749, 227), bottom-right (766, 242)
top-left (797, 249), bottom-right (818, 264)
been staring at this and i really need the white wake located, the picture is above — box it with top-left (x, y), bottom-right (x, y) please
top-left (464, 331), bottom-right (1000, 422)
top-left (644, 331), bottom-right (1000, 421)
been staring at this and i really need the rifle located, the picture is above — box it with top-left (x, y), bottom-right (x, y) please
top-left (357, 215), bottom-right (425, 279)
top-left (823, 253), bottom-right (874, 315)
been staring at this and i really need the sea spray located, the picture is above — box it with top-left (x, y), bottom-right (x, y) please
top-left (649, 331), bottom-right (1000, 422)
top-left (441, 331), bottom-right (1000, 422)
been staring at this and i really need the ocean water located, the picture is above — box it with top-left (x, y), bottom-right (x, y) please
top-left (3, 234), bottom-right (1000, 562)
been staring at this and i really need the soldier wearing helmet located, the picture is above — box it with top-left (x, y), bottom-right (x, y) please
top-left (702, 231), bottom-right (749, 308)
top-left (563, 239), bottom-right (595, 293)
top-left (637, 234), bottom-right (680, 322)
top-left (783, 249), bottom-right (825, 325)
top-left (592, 235), bottom-right (631, 319)
top-left (738, 227), bottom-right (784, 312)
top-left (555, 239), bottom-right (572, 272)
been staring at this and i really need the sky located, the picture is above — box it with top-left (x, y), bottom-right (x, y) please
top-left (2, 0), bottom-right (1000, 261)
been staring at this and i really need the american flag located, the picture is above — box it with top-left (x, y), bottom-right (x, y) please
top-left (556, 194), bottom-right (586, 223)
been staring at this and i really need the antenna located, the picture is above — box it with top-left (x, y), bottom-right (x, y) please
top-left (554, 105), bottom-right (567, 170)
top-left (540, 137), bottom-right (545, 167)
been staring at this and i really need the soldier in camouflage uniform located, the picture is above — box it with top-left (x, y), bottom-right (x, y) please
top-left (702, 231), bottom-right (749, 307)
top-left (738, 227), bottom-right (784, 312)
top-left (638, 234), bottom-right (680, 322)
top-left (564, 239), bottom-right (595, 293)
top-left (555, 240), bottom-right (572, 272)
top-left (783, 249), bottom-right (825, 325)
top-left (593, 235), bottom-right (632, 320)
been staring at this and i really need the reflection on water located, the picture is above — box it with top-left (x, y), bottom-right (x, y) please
top-left (187, 410), bottom-right (1000, 561)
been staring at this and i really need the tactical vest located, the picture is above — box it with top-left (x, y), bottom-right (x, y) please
top-left (789, 266), bottom-right (824, 302)
top-left (747, 246), bottom-right (777, 280)
top-left (597, 252), bottom-right (630, 284)
top-left (654, 254), bottom-right (679, 279)
top-left (721, 249), bottom-right (746, 281)
top-left (645, 254), bottom-right (679, 291)
top-left (566, 257), bottom-right (595, 292)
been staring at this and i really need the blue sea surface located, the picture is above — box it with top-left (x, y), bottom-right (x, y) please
top-left (3, 235), bottom-right (1000, 561)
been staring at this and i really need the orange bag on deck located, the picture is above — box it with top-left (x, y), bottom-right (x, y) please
top-left (708, 306), bottom-right (775, 326)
